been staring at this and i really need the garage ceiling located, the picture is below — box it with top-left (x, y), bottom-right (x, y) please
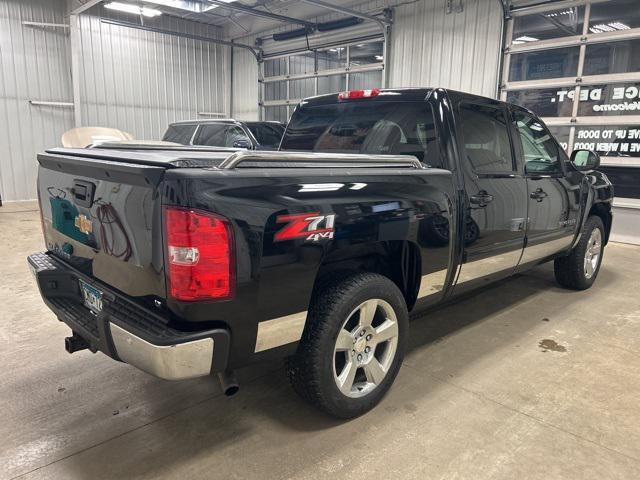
top-left (66, 0), bottom-right (391, 37)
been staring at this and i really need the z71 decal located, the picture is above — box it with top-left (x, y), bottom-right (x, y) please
top-left (274, 212), bottom-right (336, 242)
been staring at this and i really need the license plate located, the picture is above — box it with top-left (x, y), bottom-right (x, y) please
top-left (79, 279), bottom-right (103, 313)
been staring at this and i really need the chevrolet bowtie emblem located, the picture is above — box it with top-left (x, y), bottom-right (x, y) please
top-left (74, 214), bottom-right (93, 235)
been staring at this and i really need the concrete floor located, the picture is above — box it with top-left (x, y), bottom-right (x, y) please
top-left (2, 201), bottom-right (640, 480)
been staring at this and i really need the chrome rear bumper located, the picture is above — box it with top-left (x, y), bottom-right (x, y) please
top-left (110, 323), bottom-right (215, 380)
top-left (29, 252), bottom-right (230, 381)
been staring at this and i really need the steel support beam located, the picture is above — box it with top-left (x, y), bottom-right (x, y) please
top-left (99, 18), bottom-right (260, 59)
top-left (70, 14), bottom-right (82, 126)
top-left (202, 0), bottom-right (315, 27)
top-left (299, 0), bottom-right (390, 27)
top-left (70, 0), bottom-right (103, 15)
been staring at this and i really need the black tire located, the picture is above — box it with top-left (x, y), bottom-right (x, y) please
top-left (554, 216), bottom-right (605, 290)
top-left (287, 272), bottom-right (409, 419)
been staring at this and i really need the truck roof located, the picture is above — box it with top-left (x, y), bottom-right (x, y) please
top-left (168, 119), bottom-right (285, 126)
top-left (299, 87), bottom-right (520, 111)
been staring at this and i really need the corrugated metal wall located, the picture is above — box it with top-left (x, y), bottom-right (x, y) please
top-left (389, 0), bottom-right (503, 97)
top-left (77, 9), bottom-right (228, 140)
top-left (231, 33), bottom-right (259, 121)
top-left (0, 3), bottom-right (228, 201)
top-left (0, 0), bottom-right (73, 202)
top-left (231, 0), bottom-right (503, 120)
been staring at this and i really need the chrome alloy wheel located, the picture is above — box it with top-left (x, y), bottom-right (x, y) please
top-left (332, 299), bottom-right (399, 398)
top-left (584, 228), bottom-right (602, 279)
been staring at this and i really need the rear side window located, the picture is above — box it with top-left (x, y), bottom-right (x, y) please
top-left (459, 103), bottom-right (514, 173)
top-left (280, 101), bottom-right (440, 165)
top-left (162, 124), bottom-right (196, 144)
top-left (246, 123), bottom-right (284, 148)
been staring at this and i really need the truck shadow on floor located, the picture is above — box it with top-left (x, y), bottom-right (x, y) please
top-left (59, 263), bottom-right (620, 479)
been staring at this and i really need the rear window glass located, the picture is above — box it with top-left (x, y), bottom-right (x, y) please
top-left (246, 123), bottom-right (284, 148)
top-left (280, 101), bottom-right (440, 165)
top-left (162, 124), bottom-right (196, 144)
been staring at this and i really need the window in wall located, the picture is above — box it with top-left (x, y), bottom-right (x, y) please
top-left (261, 39), bottom-right (385, 119)
top-left (507, 88), bottom-right (575, 117)
top-left (265, 80), bottom-right (287, 101)
top-left (289, 78), bottom-right (315, 101)
top-left (459, 103), bottom-right (514, 173)
top-left (264, 58), bottom-right (287, 77)
top-left (583, 39), bottom-right (640, 76)
top-left (574, 125), bottom-right (640, 157)
top-left (503, 0), bottom-right (640, 198)
top-left (349, 42), bottom-right (383, 68)
top-left (513, 111), bottom-right (562, 174)
top-left (512, 6), bottom-right (584, 44)
top-left (318, 74), bottom-right (346, 96)
top-left (575, 83), bottom-right (640, 116)
top-left (288, 51), bottom-right (315, 76)
top-left (317, 47), bottom-right (347, 71)
top-left (349, 71), bottom-right (382, 90)
top-left (509, 47), bottom-right (580, 81)
top-left (588, 0), bottom-right (640, 34)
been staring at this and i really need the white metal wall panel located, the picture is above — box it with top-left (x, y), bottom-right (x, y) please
top-left (389, 0), bottom-right (503, 98)
top-left (77, 10), bottom-right (227, 140)
top-left (232, 33), bottom-right (260, 121)
top-left (0, 0), bottom-right (73, 202)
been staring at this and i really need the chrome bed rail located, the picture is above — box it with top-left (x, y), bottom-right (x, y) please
top-left (218, 151), bottom-right (424, 169)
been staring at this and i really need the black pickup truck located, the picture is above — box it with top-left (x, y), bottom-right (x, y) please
top-left (29, 88), bottom-right (613, 418)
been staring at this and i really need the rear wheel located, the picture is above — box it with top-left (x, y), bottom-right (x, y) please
top-left (554, 216), bottom-right (605, 290)
top-left (287, 273), bottom-right (408, 418)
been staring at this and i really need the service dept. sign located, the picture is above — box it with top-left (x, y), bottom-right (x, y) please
top-left (553, 83), bottom-right (640, 115)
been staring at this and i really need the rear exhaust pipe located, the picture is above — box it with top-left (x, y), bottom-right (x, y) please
top-left (217, 369), bottom-right (240, 397)
top-left (65, 333), bottom-right (89, 353)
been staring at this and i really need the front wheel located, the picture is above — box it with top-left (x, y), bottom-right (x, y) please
top-left (287, 273), bottom-right (408, 418)
top-left (554, 216), bottom-right (605, 290)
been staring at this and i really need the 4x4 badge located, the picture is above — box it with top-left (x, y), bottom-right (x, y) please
top-left (275, 213), bottom-right (336, 242)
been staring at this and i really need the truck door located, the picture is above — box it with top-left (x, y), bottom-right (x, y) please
top-left (510, 110), bottom-right (579, 265)
top-left (452, 100), bottom-right (528, 295)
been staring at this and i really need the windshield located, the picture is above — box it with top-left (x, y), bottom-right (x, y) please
top-left (245, 122), bottom-right (285, 148)
top-left (280, 101), bottom-right (438, 163)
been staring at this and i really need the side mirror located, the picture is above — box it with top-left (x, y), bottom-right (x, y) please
top-left (232, 138), bottom-right (252, 149)
top-left (570, 149), bottom-right (600, 171)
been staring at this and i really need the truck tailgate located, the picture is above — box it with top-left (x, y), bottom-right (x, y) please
top-left (37, 150), bottom-right (168, 299)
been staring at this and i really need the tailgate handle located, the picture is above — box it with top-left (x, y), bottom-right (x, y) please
top-left (72, 180), bottom-right (96, 208)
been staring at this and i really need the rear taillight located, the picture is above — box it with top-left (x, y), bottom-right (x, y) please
top-left (338, 88), bottom-right (380, 100)
top-left (164, 207), bottom-right (234, 302)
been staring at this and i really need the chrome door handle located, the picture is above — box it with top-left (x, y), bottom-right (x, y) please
top-left (530, 188), bottom-right (548, 202)
top-left (469, 191), bottom-right (494, 207)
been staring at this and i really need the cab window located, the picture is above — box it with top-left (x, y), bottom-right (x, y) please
top-left (513, 111), bottom-right (562, 175)
top-left (459, 103), bottom-right (515, 173)
top-left (162, 124), bottom-right (196, 144)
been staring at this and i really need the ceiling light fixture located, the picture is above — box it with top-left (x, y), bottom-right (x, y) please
top-left (589, 22), bottom-right (630, 33)
top-left (104, 2), bottom-right (162, 17)
top-left (512, 35), bottom-right (539, 45)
